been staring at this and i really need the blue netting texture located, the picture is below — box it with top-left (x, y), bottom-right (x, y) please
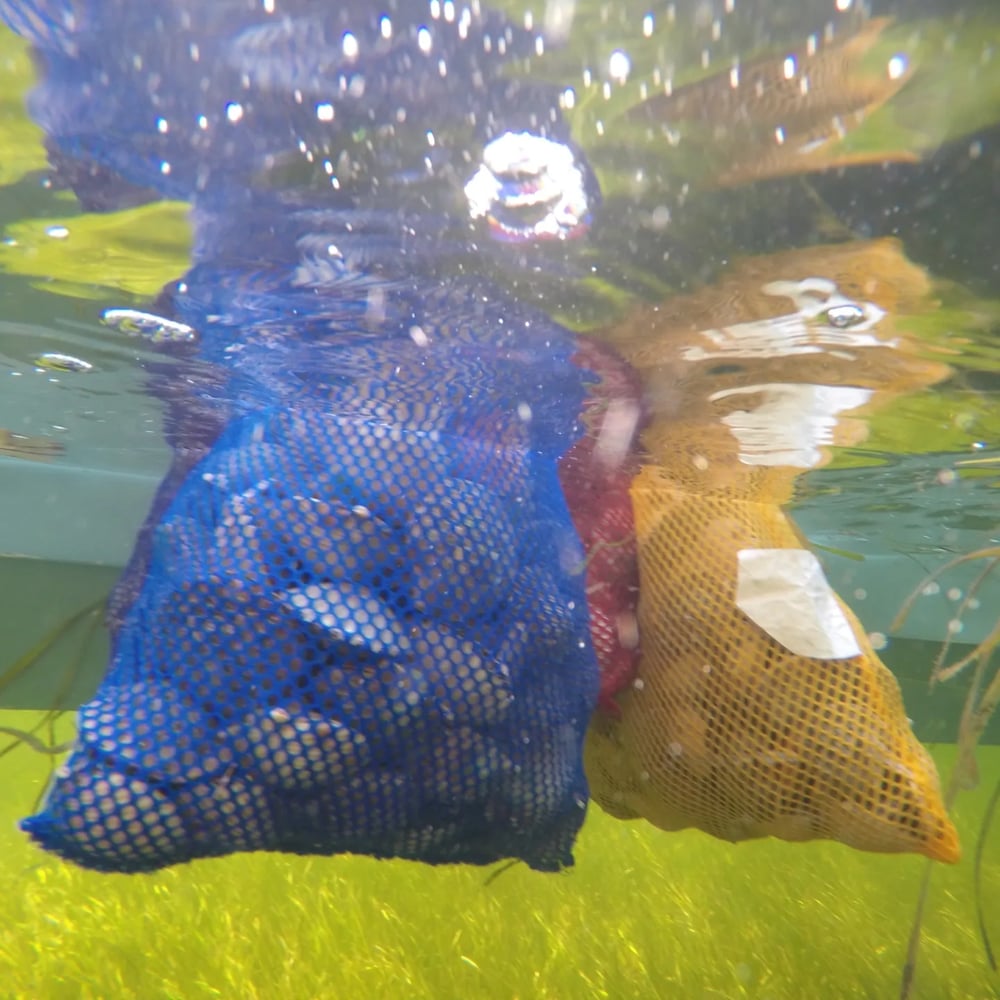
top-left (23, 258), bottom-right (606, 871)
top-left (7, 0), bottom-right (633, 874)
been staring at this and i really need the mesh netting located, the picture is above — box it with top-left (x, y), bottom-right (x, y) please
top-left (586, 470), bottom-right (959, 861)
top-left (585, 241), bottom-right (960, 863)
top-left (8, 0), bottom-right (647, 875)
top-left (6, 0), bottom-right (959, 875)
top-left (23, 252), bottom-right (642, 872)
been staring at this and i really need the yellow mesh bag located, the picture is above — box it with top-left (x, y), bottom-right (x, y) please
top-left (585, 239), bottom-right (961, 863)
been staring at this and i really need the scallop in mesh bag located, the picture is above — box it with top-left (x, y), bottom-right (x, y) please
top-left (20, 227), bottom-right (650, 872)
top-left (29, 396), bottom-right (598, 872)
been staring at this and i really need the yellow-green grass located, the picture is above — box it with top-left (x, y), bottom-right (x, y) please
top-left (0, 711), bottom-right (996, 1000)
top-left (0, 27), bottom-right (46, 187)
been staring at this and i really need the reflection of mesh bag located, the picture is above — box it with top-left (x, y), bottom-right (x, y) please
top-left (586, 468), bottom-right (960, 862)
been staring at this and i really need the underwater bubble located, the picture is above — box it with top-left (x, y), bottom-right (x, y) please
top-left (608, 50), bottom-right (631, 83)
top-left (823, 302), bottom-right (866, 328)
top-left (648, 204), bottom-right (671, 230)
top-left (464, 131), bottom-right (594, 242)
top-left (33, 352), bottom-right (94, 373)
top-left (887, 54), bottom-right (908, 80)
top-left (544, 0), bottom-right (575, 44)
top-left (101, 308), bottom-right (197, 344)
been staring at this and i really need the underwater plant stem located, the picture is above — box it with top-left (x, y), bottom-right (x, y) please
top-left (900, 860), bottom-right (935, 1000)
top-left (0, 726), bottom-right (74, 754)
top-left (0, 597), bottom-right (105, 695)
top-left (900, 638), bottom-right (1000, 999)
top-left (891, 547), bottom-right (1000, 635)
top-left (930, 558), bottom-right (1000, 687)
top-left (974, 775), bottom-right (1000, 972)
top-left (0, 597), bottom-right (104, 766)
top-left (899, 744), bottom-right (970, 1000)
top-left (483, 858), bottom-right (521, 887)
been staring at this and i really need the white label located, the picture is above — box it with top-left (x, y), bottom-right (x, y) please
top-left (736, 548), bottom-right (862, 659)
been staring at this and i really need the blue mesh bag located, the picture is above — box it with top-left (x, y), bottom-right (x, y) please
top-left (7, 0), bottom-right (640, 873)
top-left (34, 342), bottom-right (598, 871)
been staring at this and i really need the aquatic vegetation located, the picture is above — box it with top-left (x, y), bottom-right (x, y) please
top-left (625, 17), bottom-right (918, 186)
top-left (487, 1), bottom-right (1000, 202)
top-left (893, 531), bottom-right (1000, 996)
top-left (0, 597), bottom-right (103, 823)
top-left (0, 27), bottom-right (46, 185)
top-left (0, 731), bottom-right (993, 999)
top-left (0, 201), bottom-right (192, 301)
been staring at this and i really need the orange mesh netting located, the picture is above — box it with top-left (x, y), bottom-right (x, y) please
top-left (584, 239), bottom-right (961, 863)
